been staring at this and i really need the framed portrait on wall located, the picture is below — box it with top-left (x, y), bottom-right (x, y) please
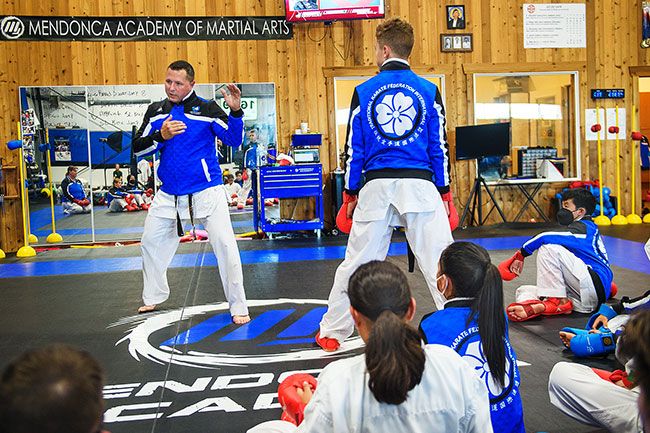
top-left (441, 33), bottom-right (472, 52)
top-left (446, 5), bottom-right (466, 29)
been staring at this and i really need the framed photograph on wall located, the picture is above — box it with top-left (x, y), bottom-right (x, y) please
top-left (446, 5), bottom-right (466, 29)
top-left (441, 33), bottom-right (472, 52)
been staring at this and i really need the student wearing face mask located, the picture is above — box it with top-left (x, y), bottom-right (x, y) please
top-left (419, 242), bottom-right (525, 433)
top-left (498, 188), bottom-right (614, 322)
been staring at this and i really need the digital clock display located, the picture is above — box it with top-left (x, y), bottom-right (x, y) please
top-left (591, 89), bottom-right (625, 99)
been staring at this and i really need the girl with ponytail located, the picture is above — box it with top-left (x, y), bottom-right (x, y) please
top-left (249, 260), bottom-right (492, 433)
top-left (419, 242), bottom-right (525, 433)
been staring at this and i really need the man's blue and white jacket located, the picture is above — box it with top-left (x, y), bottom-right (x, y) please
top-left (343, 59), bottom-right (449, 195)
top-left (133, 91), bottom-right (244, 196)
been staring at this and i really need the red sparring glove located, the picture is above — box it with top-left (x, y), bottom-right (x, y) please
top-left (336, 192), bottom-right (356, 234)
top-left (608, 369), bottom-right (634, 389)
top-left (81, 199), bottom-right (90, 207)
top-left (73, 198), bottom-right (83, 206)
top-left (231, 193), bottom-right (238, 199)
top-left (631, 131), bottom-right (643, 140)
top-left (498, 251), bottom-right (525, 281)
top-left (145, 188), bottom-right (153, 197)
top-left (277, 373), bottom-right (318, 426)
top-left (609, 282), bottom-right (618, 299)
top-left (440, 192), bottom-right (459, 231)
top-left (125, 194), bottom-right (134, 205)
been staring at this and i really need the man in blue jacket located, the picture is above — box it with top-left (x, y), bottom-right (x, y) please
top-left (133, 60), bottom-right (249, 324)
top-left (316, 18), bottom-right (454, 351)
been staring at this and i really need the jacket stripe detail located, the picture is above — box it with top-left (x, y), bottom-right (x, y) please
top-left (344, 106), bottom-right (361, 190)
top-left (201, 158), bottom-right (212, 182)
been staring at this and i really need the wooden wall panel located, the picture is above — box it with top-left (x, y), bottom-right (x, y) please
top-left (0, 0), bottom-right (648, 252)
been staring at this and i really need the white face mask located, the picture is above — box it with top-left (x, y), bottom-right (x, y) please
top-left (432, 274), bottom-right (448, 310)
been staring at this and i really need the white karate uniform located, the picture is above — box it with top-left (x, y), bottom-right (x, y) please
top-left (62, 201), bottom-right (91, 214)
top-left (514, 244), bottom-right (598, 313)
top-left (548, 362), bottom-right (642, 433)
top-left (140, 184), bottom-right (248, 316)
top-left (108, 198), bottom-right (127, 212)
top-left (225, 182), bottom-right (242, 199)
top-left (319, 178), bottom-right (453, 342)
top-left (137, 158), bottom-right (151, 186)
top-left (248, 344), bottom-right (492, 433)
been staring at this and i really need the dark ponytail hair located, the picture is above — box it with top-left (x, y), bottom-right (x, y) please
top-left (348, 260), bottom-right (425, 405)
top-left (439, 242), bottom-right (506, 387)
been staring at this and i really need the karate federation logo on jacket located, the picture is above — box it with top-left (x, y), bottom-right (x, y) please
top-left (368, 84), bottom-right (426, 145)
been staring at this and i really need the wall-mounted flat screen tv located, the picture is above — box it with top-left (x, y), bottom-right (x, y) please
top-left (285, 0), bottom-right (385, 23)
top-left (455, 122), bottom-right (511, 161)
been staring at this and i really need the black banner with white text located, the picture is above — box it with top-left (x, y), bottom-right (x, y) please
top-left (0, 15), bottom-right (293, 41)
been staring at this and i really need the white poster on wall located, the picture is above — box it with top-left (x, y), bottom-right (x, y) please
top-left (605, 108), bottom-right (627, 140)
top-left (585, 108), bottom-right (606, 141)
top-left (523, 3), bottom-right (586, 48)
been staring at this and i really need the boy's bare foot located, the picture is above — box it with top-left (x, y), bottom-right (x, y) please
top-left (232, 315), bottom-right (250, 324)
top-left (558, 331), bottom-right (575, 349)
top-left (138, 304), bottom-right (157, 314)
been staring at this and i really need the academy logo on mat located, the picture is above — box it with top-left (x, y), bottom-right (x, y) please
top-left (111, 299), bottom-right (363, 368)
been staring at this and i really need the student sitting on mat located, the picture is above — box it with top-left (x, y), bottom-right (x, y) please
top-left (560, 238), bottom-right (650, 358)
top-left (549, 309), bottom-right (650, 433)
top-left (107, 178), bottom-right (139, 212)
top-left (419, 242), bottom-right (525, 433)
top-left (558, 289), bottom-right (650, 358)
top-left (125, 174), bottom-right (151, 209)
top-left (248, 260), bottom-right (492, 433)
top-left (636, 308), bottom-right (650, 431)
top-left (498, 188), bottom-right (614, 322)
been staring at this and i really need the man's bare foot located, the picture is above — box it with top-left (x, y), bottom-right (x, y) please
top-left (558, 331), bottom-right (575, 349)
top-left (232, 315), bottom-right (250, 324)
top-left (138, 304), bottom-right (157, 314)
top-left (506, 301), bottom-right (545, 321)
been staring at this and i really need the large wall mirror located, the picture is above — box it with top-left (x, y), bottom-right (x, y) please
top-left (473, 71), bottom-right (580, 181)
top-left (20, 83), bottom-right (277, 245)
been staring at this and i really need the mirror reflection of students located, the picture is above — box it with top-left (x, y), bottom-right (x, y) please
top-left (60, 166), bottom-right (91, 215)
